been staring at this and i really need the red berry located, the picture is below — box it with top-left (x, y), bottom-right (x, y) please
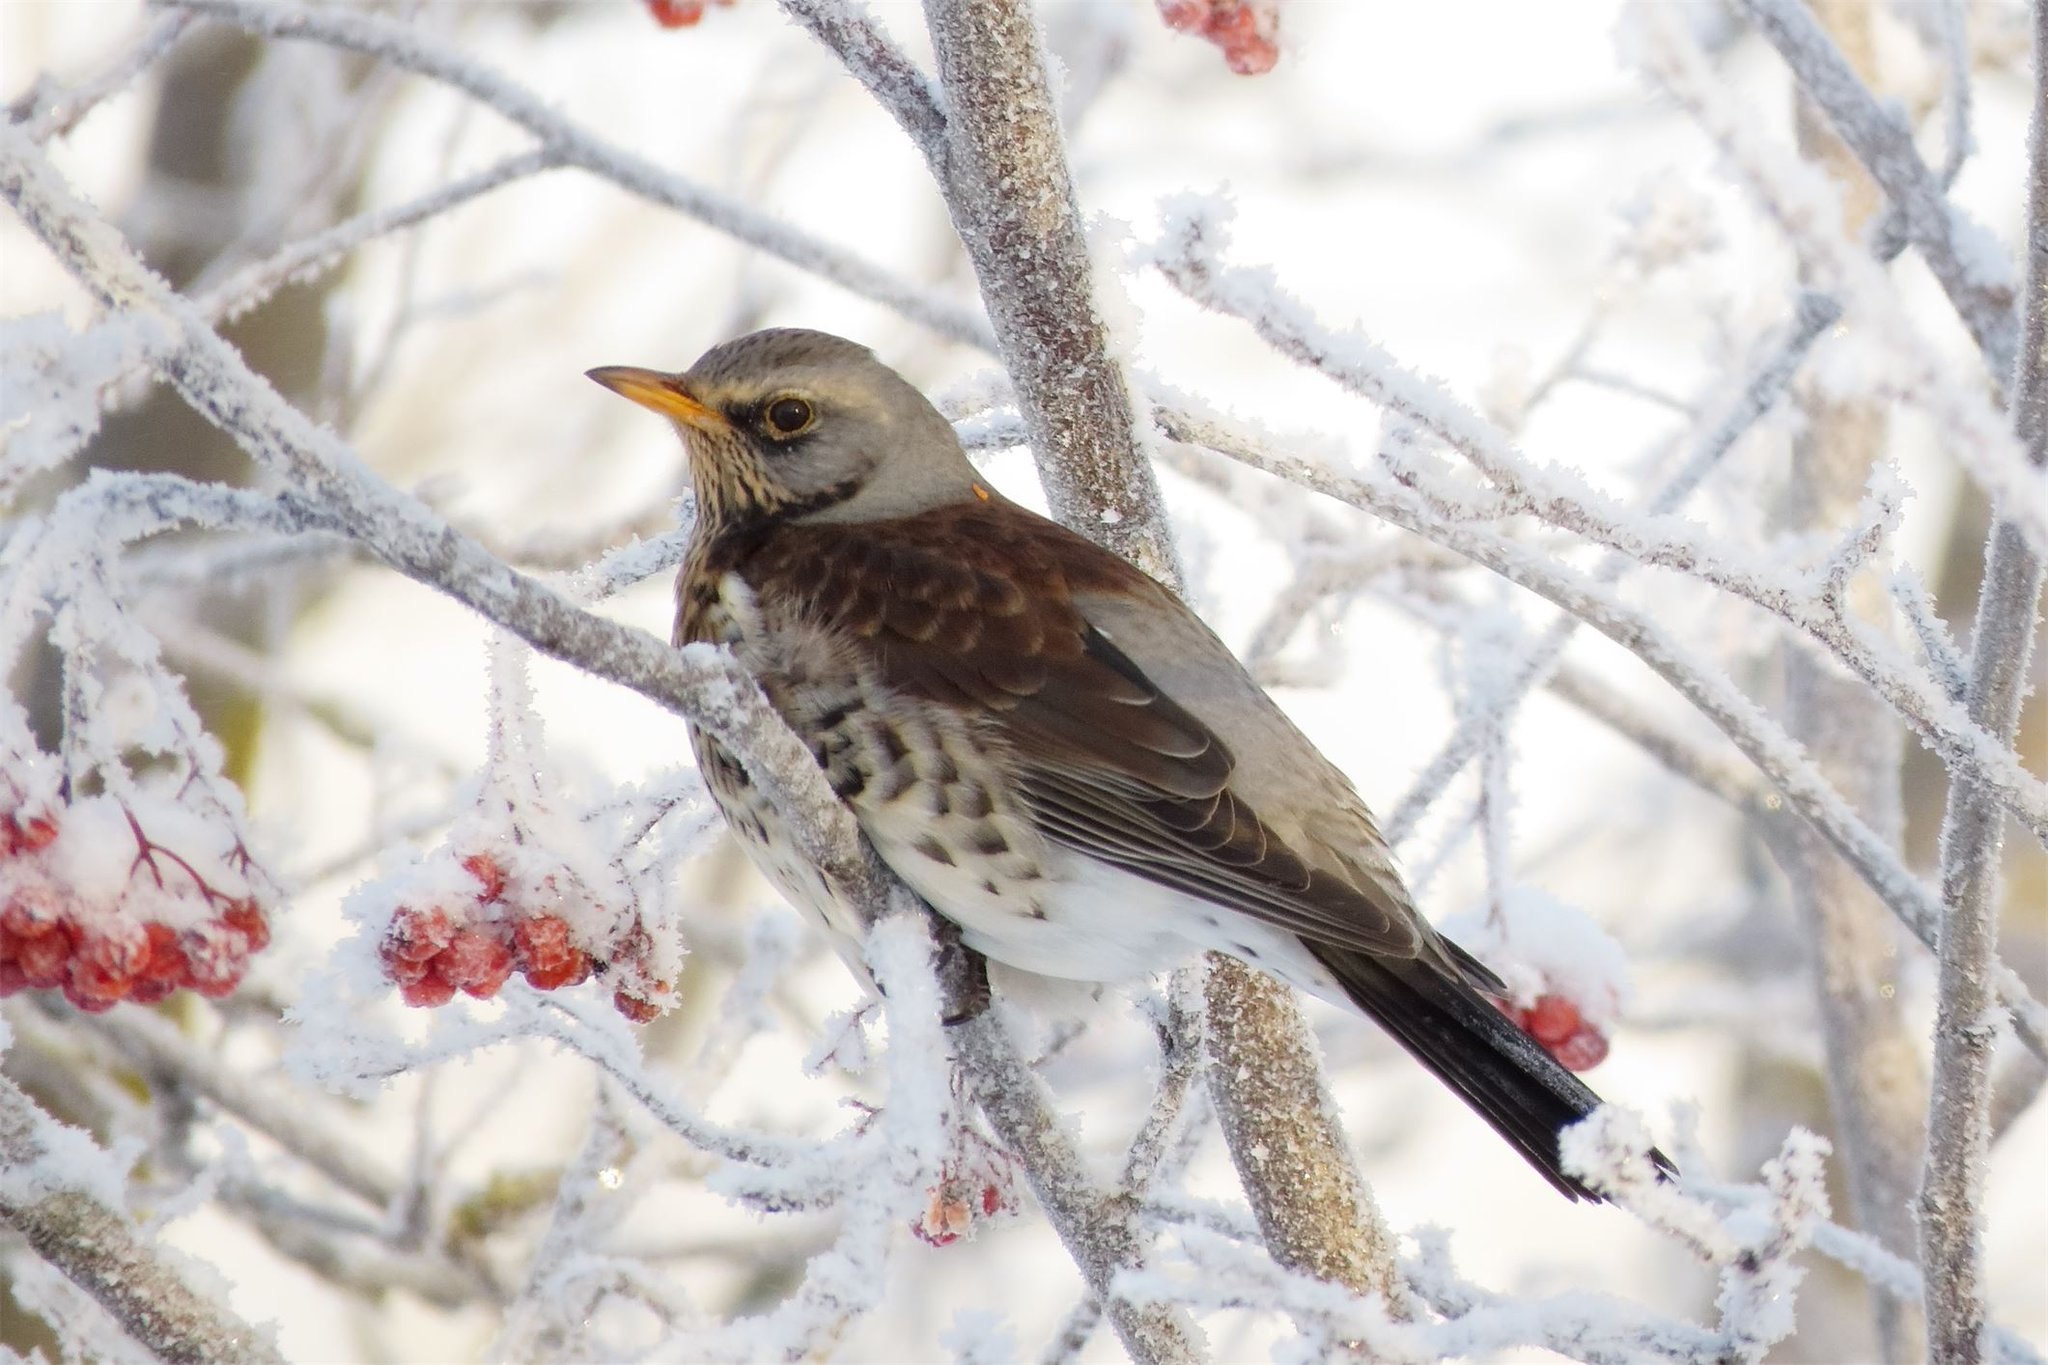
top-left (128, 976), bottom-right (176, 1005)
top-left (136, 923), bottom-right (189, 992)
top-left (16, 924), bottom-right (73, 990)
top-left (1523, 993), bottom-right (1584, 1046)
top-left (1550, 1027), bottom-right (1610, 1072)
top-left (980, 1184), bottom-right (1004, 1217)
top-left (64, 935), bottom-right (135, 1011)
top-left (461, 854), bottom-right (507, 905)
top-left (381, 905), bottom-right (455, 968)
top-left (223, 900), bottom-right (270, 954)
top-left (183, 923), bottom-right (247, 998)
top-left (513, 915), bottom-right (590, 991)
top-left (401, 968), bottom-right (457, 1008)
top-left (11, 814), bottom-right (57, 853)
top-left (77, 921), bottom-right (147, 979)
top-left (1157, 0), bottom-right (1209, 31)
top-left (613, 987), bottom-right (660, 1023)
top-left (1, 882), bottom-right (65, 938)
top-left (645, 0), bottom-right (705, 27)
top-left (442, 927), bottom-right (514, 999)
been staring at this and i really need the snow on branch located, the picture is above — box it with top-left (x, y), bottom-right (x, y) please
top-left (1621, 0), bottom-right (2048, 556)
top-left (0, 104), bottom-right (1209, 1365)
top-left (160, 0), bottom-right (997, 352)
top-left (0, 1070), bottom-right (283, 1364)
top-left (1141, 335), bottom-right (2048, 1063)
top-left (1150, 203), bottom-right (2048, 852)
top-left (1919, 13), bottom-right (2048, 1358)
top-left (1733, 0), bottom-right (2018, 378)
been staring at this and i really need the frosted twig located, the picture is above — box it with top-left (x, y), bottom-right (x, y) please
top-left (1153, 400), bottom-right (2048, 1063)
top-left (952, 1006), bottom-right (1204, 1365)
top-left (1735, 0), bottom-right (2017, 378)
top-left (2, 119), bottom-right (1205, 1362)
top-left (200, 149), bottom-right (560, 326)
top-left (0, 1073), bottom-right (284, 1365)
top-left (162, 0), bottom-right (996, 351)
top-left (775, 0), bottom-right (949, 165)
top-left (1932, 0), bottom-right (1976, 188)
top-left (1919, 15), bottom-right (2048, 1359)
top-left (12, 13), bottom-right (194, 143)
top-left (64, 1004), bottom-right (395, 1214)
top-left (1626, 0), bottom-right (2048, 556)
top-left (1378, 289), bottom-right (1837, 844)
top-left (1892, 568), bottom-right (1972, 703)
top-left (1151, 208), bottom-right (2048, 849)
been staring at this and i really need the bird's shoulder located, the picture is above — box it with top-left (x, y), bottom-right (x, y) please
top-left (724, 498), bottom-right (1169, 653)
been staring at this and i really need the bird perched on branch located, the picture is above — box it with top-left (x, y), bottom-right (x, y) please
top-left (590, 327), bottom-right (1643, 1198)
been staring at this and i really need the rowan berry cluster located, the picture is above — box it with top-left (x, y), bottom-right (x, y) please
top-left (1499, 990), bottom-right (1610, 1073)
top-left (1156, 0), bottom-right (1280, 76)
top-left (376, 849), bottom-right (670, 1023)
top-left (0, 795), bottom-right (271, 1013)
top-left (912, 1125), bottom-right (1018, 1248)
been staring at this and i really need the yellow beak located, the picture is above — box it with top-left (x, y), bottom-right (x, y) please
top-left (586, 366), bottom-right (728, 431)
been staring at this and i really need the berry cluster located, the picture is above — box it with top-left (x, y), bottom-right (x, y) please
top-left (0, 798), bottom-right (271, 1013)
top-left (912, 1129), bottom-right (1017, 1248)
top-left (1499, 991), bottom-right (1609, 1072)
top-left (1156, 0), bottom-right (1279, 76)
top-left (643, 0), bottom-right (734, 28)
top-left (376, 852), bottom-right (668, 1023)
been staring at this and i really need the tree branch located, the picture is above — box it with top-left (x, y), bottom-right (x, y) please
top-left (160, 0), bottom-right (996, 352)
top-left (918, 0), bottom-right (1406, 1309)
top-left (1735, 0), bottom-right (2019, 380)
top-left (0, 117), bottom-right (1195, 1365)
top-left (0, 1074), bottom-right (284, 1365)
top-left (1919, 9), bottom-right (2048, 1358)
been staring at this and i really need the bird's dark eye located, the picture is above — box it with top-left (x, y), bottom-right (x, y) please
top-left (763, 396), bottom-right (815, 437)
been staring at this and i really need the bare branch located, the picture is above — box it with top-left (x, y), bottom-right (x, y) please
top-left (162, 0), bottom-right (996, 351)
top-left (1920, 10), bottom-right (2048, 1359)
top-left (1735, 0), bottom-right (2018, 379)
top-left (1150, 403), bottom-right (2048, 1064)
top-left (0, 1073), bottom-right (284, 1365)
top-left (922, 0), bottom-right (1178, 583)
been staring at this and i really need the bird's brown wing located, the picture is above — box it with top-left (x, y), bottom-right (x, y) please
top-left (741, 504), bottom-right (1428, 959)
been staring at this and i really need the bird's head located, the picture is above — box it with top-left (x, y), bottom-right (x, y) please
top-left (588, 328), bottom-right (980, 530)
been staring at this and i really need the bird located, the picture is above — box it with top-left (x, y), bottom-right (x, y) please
top-left (589, 327), bottom-right (1640, 1199)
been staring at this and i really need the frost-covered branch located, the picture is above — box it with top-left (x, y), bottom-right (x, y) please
top-left (1152, 210), bottom-right (2048, 849)
top-left (0, 111), bottom-right (1208, 1365)
top-left (774, 0), bottom-right (949, 166)
top-left (1152, 384), bottom-right (2048, 1063)
top-left (161, 0), bottom-right (995, 351)
top-left (10, 12), bottom-right (193, 144)
top-left (922, 0), bottom-right (1179, 581)
top-left (1624, 0), bottom-right (2048, 559)
top-left (1735, 0), bottom-right (2018, 379)
top-left (0, 1072), bottom-right (283, 1365)
top-left (1919, 14), bottom-right (2048, 1359)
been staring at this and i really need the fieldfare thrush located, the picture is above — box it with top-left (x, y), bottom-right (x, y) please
top-left (590, 328), bottom-right (1635, 1198)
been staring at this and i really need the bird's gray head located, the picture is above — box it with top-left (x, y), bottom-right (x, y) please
top-left (588, 328), bottom-right (980, 530)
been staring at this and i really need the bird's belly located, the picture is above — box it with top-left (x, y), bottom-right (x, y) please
top-left (877, 832), bottom-right (1347, 1005)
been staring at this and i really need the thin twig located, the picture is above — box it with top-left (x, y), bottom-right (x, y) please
top-left (161, 0), bottom-right (996, 351)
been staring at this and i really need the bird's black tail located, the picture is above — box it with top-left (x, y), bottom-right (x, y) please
top-left (1309, 944), bottom-right (1654, 1200)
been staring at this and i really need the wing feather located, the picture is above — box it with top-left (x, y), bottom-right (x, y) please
top-left (740, 504), bottom-right (1426, 960)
